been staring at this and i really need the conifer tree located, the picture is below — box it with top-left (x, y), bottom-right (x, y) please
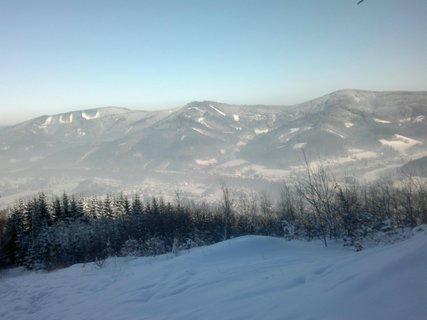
top-left (52, 197), bottom-right (62, 223)
top-left (62, 192), bottom-right (71, 221)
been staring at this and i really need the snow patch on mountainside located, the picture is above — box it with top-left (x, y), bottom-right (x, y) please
top-left (236, 140), bottom-right (247, 146)
top-left (218, 159), bottom-right (248, 168)
top-left (30, 156), bottom-right (45, 162)
top-left (278, 128), bottom-right (300, 143)
top-left (400, 117), bottom-right (412, 124)
top-left (79, 147), bottom-right (99, 161)
top-left (59, 114), bottom-right (73, 124)
top-left (76, 128), bottom-right (86, 137)
top-left (188, 106), bottom-right (203, 113)
top-left (374, 118), bottom-right (392, 124)
top-left (125, 126), bottom-right (133, 135)
top-left (324, 128), bottom-right (345, 139)
top-left (209, 104), bottom-right (226, 117)
top-left (325, 149), bottom-right (380, 166)
top-left (82, 111), bottom-right (100, 120)
top-left (379, 134), bottom-right (423, 154)
top-left (233, 114), bottom-right (240, 122)
top-left (197, 117), bottom-right (211, 128)
top-left (344, 122), bottom-right (354, 128)
top-left (293, 142), bottom-right (307, 150)
top-left (195, 158), bottom-right (218, 166)
top-left (254, 128), bottom-right (269, 134)
top-left (191, 127), bottom-right (209, 136)
top-left (38, 116), bottom-right (53, 129)
top-left (292, 149), bottom-right (379, 171)
top-left (348, 148), bottom-right (378, 159)
top-left (413, 115), bottom-right (425, 123)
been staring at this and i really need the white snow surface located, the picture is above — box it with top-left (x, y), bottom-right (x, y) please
top-left (195, 158), bottom-right (217, 166)
top-left (324, 128), bottom-right (345, 139)
top-left (38, 116), bottom-right (53, 129)
top-left (76, 128), bottom-right (86, 137)
top-left (1, 229), bottom-right (427, 320)
top-left (374, 118), bottom-right (392, 124)
top-left (191, 127), bottom-right (208, 136)
top-left (82, 111), bottom-right (100, 120)
top-left (209, 104), bottom-right (226, 117)
top-left (254, 128), bottom-right (269, 134)
top-left (379, 134), bottom-right (423, 154)
top-left (59, 114), bottom-right (73, 124)
top-left (197, 117), bottom-right (211, 128)
top-left (293, 142), bottom-right (307, 150)
top-left (413, 115), bottom-right (425, 123)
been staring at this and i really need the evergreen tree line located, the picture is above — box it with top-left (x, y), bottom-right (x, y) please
top-left (0, 192), bottom-right (283, 270)
top-left (0, 166), bottom-right (426, 270)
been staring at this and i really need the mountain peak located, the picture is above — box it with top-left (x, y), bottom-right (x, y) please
top-left (185, 101), bottom-right (224, 108)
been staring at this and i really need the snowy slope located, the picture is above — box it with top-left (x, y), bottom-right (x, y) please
top-left (1, 227), bottom-right (427, 320)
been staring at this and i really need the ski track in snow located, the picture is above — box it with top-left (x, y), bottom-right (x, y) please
top-left (191, 127), bottom-right (208, 136)
top-left (324, 128), bottom-right (345, 139)
top-left (209, 105), bottom-right (226, 117)
top-left (1, 227), bottom-right (426, 320)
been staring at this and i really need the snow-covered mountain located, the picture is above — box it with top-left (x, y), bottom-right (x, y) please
top-left (1, 90), bottom-right (426, 203)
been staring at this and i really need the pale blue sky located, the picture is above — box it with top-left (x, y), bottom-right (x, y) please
top-left (0, 0), bottom-right (426, 125)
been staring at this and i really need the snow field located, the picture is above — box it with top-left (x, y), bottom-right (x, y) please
top-left (1, 227), bottom-right (427, 320)
top-left (379, 134), bottom-right (423, 154)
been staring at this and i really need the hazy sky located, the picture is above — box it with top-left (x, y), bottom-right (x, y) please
top-left (0, 0), bottom-right (426, 125)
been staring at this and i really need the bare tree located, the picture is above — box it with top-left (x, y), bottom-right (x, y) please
top-left (279, 181), bottom-right (297, 223)
top-left (220, 182), bottom-right (233, 240)
top-left (296, 151), bottom-right (338, 246)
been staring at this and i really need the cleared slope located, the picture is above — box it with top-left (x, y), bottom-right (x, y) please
top-left (1, 227), bottom-right (427, 320)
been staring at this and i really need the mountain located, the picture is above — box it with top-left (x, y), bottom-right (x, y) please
top-left (1, 90), bottom-right (426, 205)
top-left (402, 156), bottom-right (427, 176)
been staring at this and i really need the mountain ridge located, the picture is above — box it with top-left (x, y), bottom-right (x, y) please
top-left (6, 89), bottom-right (427, 129)
top-left (1, 89), bottom-right (426, 205)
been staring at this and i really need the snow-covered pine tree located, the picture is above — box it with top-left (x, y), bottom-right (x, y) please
top-left (52, 197), bottom-right (62, 223)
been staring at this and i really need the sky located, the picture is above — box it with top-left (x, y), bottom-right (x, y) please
top-left (0, 0), bottom-right (426, 125)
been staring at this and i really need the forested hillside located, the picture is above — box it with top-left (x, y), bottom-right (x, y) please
top-left (1, 163), bottom-right (426, 270)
